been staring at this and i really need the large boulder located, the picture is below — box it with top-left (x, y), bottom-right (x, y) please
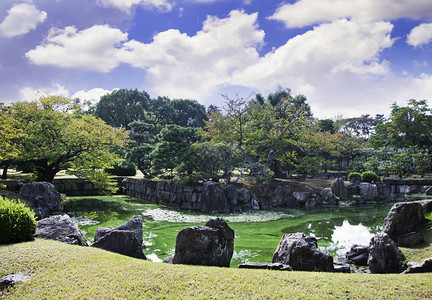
top-left (368, 232), bottom-right (407, 274)
top-left (200, 182), bottom-right (231, 213)
top-left (94, 215), bottom-right (143, 245)
top-left (19, 182), bottom-right (63, 219)
top-left (382, 201), bottom-right (425, 242)
top-left (345, 244), bottom-right (369, 266)
top-left (331, 178), bottom-right (347, 198)
top-left (320, 187), bottom-right (334, 202)
top-left (402, 258), bottom-right (432, 274)
top-left (92, 230), bottom-right (146, 259)
top-left (35, 214), bottom-right (89, 246)
top-left (172, 218), bottom-right (234, 267)
top-left (359, 183), bottom-right (378, 201)
top-left (397, 232), bottom-right (425, 247)
top-left (272, 232), bottom-right (334, 272)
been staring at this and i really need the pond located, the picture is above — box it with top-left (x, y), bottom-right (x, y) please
top-left (65, 195), bottom-right (393, 267)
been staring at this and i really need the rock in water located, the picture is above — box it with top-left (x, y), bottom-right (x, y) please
top-left (92, 230), bottom-right (146, 259)
top-left (35, 214), bottom-right (89, 246)
top-left (173, 218), bottom-right (234, 267)
top-left (94, 215), bottom-right (143, 245)
top-left (272, 232), bottom-right (334, 272)
top-left (330, 178), bottom-right (347, 198)
top-left (368, 232), bottom-right (407, 274)
top-left (19, 181), bottom-right (63, 219)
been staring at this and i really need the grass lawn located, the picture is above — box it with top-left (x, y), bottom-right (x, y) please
top-left (1, 239), bottom-right (432, 299)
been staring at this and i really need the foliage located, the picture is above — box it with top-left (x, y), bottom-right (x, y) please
top-left (67, 169), bottom-right (119, 194)
top-left (204, 89), bottom-right (313, 181)
top-left (94, 89), bottom-right (151, 130)
top-left (105, 160), bottom-right (136, 176)
top-left (0, 196), bottom-right (36, 244)
top-left (4, 96), bottom-right (128, 188)
top-left (176, 142), bottom-right (242, 183)
top-left (371, 99), bottom-right (432, 151)
top-left (125, 121), bottom-right (156, 177)
top-left (150, 125), bottom-right (201, 179)
top-left (169, 99), bottom-right (207, 128)
top-left (361, 171), bottom-right (379, 183)
top-left (348, 172), bottom-right (361, 182)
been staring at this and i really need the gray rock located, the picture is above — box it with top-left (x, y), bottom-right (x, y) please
top-left (368, 232), bottom-right (407, 274)
top-left (305, 198), bottom-right (316, 209)
top-left (382, 201), bottom-right (425, 242)
top-left (292, 192), bottom-right (309, 204)
top-left (320, 187), bottom-right (333, 202)
top-left (359, 183), bottom-right (378, 201)
top-left (201, 182), bottom-right (231, 213)
top-left (333, 258), bottom-right (351, 273)
top-left (35, 214), bottom-right (89, 246)
top-left (95, 215), bottom-right (143, 245)
top-left (331, 178), bottom-right (347, 198)
top-left (272, 232), bottom-right (334, 272)
top-left (224, 185), bottom-right (238, 206)
top-left (397, 232), bottom-right (425, 247)
top-left (345, 244), bottom-right (369, 266)
top-left (19, 182), bottom-right (63, 219)
top-left (238, 262), bottom-right (292, 271)
top-left (425, 186), bottom-right (432, 196)
top-left (173, 218), bottom-right (234, 267)
top-left (92, 230), bottom-right (146, 259)
top-left (0, 273), bottom-right (31, 288)
top-left (402, 258), bottom-right (432, 274)
top-left (163, 256), bottom-right (174, 264)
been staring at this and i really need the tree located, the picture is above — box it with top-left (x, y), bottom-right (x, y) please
top-left (204, 90), bottom-right (310, 181)
top-left (94, 89), bottom-right (151, 130)
top-left (150, 125), bottom-right (201, 179)
top-left (6, 96), bottom-right (128, 189)
top-left (371, 100), bottom-right (432, 151)
top-left (126, 121), bottom-right (157, 177)
top-left (169, 99), bottom-right (207, 128)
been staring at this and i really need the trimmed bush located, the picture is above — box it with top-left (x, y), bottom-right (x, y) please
top-left (348, 172), bottom-right (362, 182)
top-left (106, 160), bottom-right (137, 176)
top-left (0, 196), bottom-right (37, 244)
top-left (361, 171), bottom-right (379, 183)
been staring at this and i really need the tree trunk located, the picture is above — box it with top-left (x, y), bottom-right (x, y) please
top-left (1, 163), bottom-right (9, 179)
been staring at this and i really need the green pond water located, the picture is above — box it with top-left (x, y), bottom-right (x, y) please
top-left (65, 195), bottom-right (393, 267)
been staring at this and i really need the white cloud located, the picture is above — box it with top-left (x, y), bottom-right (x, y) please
top-left (26, 25), bottom-right (128, 72)
top-left (233, 19), bottom-right (394, 90)
top-left (19, 83), bottom-right (70, 101)
top-left (407, 23), bottom-right (432, 46)
top-left (72, 88), bottom-right (115, 104)
top-left (96, 0), bottom-right (173, 13)
top-left (121, 10), bottom-right (264, 99)
top-left (269, 0), bottom-right (432, 28)
top-left (0, 3), bottom-right (47, 38)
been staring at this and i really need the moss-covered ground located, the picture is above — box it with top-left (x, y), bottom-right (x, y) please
top-left (1, 239), bottom-right (431, 299)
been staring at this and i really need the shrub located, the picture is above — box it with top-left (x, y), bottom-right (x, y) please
top-left (106, 160), bottom-right (137, 176)
top-left (348, 172), bottom-right (361, 182)
top-left (361, 171), bottom-right (379, 183)
top-left (0, 196), bottom-right (37, 244)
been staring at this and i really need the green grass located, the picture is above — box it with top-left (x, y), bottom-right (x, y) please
top-left (1, 239), bottom-right (432, 299)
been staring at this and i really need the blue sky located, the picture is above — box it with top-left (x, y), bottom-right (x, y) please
top-left (1, 0), bottom-right (432, 119)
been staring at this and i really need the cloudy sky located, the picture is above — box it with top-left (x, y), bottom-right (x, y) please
top-left (1, 0), bottom-right (432, 119)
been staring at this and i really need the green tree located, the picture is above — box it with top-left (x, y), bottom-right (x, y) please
top-left (169, 99), bottom-right (207, 128)
top-left (6, 96), bottom-right (128, 190)
top-left (150, 125), bottom-right (201, 179)
top-left (94, 89), bottom-right (151, 130)
top-left (126, 121), bottom-right (157, 177)
top-left (372, 100), bottom-right (432, 151)
top-left (204, 90), bottom-right (310, 181)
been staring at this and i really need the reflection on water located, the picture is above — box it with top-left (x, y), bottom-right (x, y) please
top-left (330, 220), bottom-right (375, 256)
top-left (65, 196), bottom-right (393, 267)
